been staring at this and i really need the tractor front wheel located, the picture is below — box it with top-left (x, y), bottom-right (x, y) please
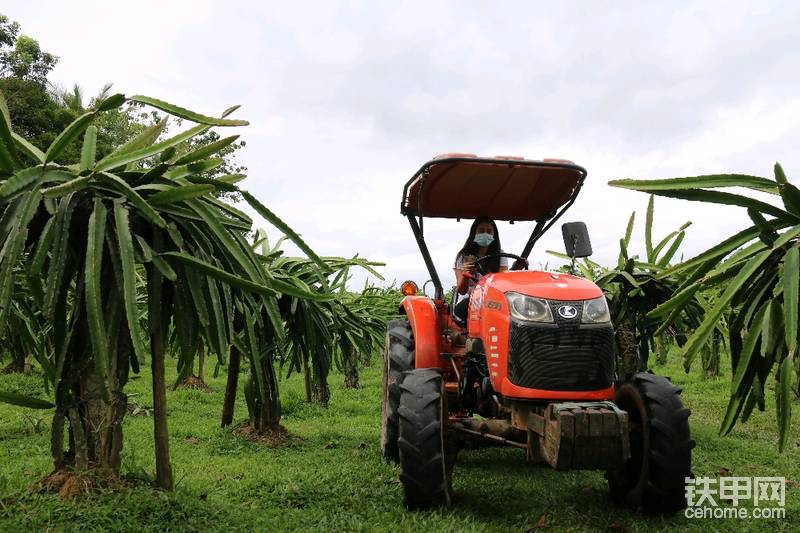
top-left (380, 319), bottom-right (415, 462)
top-left (398, 368), bottom-right (454, 510)
top-left (606, 372), bottom-right (695, 513)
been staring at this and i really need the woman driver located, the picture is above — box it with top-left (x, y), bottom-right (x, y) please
top-left (453, 217), bottom-right (508, 322)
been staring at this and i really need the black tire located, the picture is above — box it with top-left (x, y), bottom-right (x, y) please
top-left (606, 372), bottom-right (695, 514)
top-left (398, 369), bottom-right (454, 510)
top-left (380, 319), bottom-right (414, 462)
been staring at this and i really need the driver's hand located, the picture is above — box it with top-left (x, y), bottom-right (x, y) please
top-left (511, 258), bottom-right (528, 270)
top-left (462, 260), bottom-right (476, 273)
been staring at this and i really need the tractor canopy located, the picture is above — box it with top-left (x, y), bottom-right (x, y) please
top-left (401, 153), bottom-right (588, 300)
top-left (401, 154), bottom-right (586, 221)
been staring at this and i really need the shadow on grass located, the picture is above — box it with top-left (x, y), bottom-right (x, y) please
top-left (443, 445), bottom-right (680, 530)
top-left (0, 487), bottom-right (247, 532)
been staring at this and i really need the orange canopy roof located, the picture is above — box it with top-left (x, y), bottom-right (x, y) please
top-left (401, 154), bottom-right (586, 221)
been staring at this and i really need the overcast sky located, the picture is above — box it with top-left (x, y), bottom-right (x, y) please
top-left (6, 1), bottom-right (800, 292)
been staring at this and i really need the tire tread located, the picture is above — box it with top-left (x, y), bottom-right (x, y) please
top-left (398, 369), bottom-right (453, 510)
top-left (381, 319), bottom-right (414, 462)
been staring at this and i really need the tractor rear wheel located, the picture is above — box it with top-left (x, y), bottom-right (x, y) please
top-left (606, 372), bottom-right (694, 513)
top-left (398, 368), bottom-right (454, 510)
top-left (380, 319), bottom-right (415, 462)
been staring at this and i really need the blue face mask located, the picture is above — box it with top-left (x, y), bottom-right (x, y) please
top-left (474, 232), bottom-right (494, 247)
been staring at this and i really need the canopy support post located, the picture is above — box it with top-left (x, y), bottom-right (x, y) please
top-left (407, 215), bottom-right (443, 300)
top-left (520, 219), bottom-right (547, 261)
top-left (519, 176), bottom-right (585, 263)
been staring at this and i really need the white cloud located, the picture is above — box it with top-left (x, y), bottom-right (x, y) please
top-left (5, 0), bottom-right (799, 290)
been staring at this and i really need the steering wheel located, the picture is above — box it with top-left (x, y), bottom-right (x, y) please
top-left (474, 253), bottom-right (529, 274)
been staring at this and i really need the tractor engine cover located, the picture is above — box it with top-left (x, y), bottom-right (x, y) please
top-left (469, 271), bottom-right (615, 401)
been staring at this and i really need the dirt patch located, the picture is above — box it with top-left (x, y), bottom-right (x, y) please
top-left (1, 361), bottom-right (25, 374)
top-left (34, 467), bottom-right (124, 500)
top-left (58, 475), bottom-right (90, 499)
top-left (233, 423), bottom-right (302, 448)
top-left (176, 376), bottom-right (212, 392)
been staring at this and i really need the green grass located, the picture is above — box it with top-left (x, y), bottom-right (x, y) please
top-left (0, 352), bottom-right (798, 532)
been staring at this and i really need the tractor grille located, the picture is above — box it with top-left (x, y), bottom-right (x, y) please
top-left (507, 309), bottom-right (615, 392)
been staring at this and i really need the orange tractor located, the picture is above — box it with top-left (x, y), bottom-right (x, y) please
top-left (381, 154), bottom-right (694, 513)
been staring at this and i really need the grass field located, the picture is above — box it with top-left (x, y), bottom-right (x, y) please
top-left (0, 351), bottom-right (798, 532)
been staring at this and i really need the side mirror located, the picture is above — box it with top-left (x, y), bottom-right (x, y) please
top-left (562, 222), bottom-right (593, 258)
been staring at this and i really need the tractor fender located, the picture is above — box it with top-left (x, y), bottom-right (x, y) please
top-left (399, 296), bottom-right (442, 369)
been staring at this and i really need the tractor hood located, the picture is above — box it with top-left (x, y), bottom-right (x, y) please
top-left (481, 270), bottom-right (603, 301)
top-left (401, 154), bottom-right (586, 221)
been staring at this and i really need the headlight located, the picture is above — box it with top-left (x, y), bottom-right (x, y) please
top-left (505, 292), bottom-right (554, 323)
top-left (582, 296), bottom-right (611, 323)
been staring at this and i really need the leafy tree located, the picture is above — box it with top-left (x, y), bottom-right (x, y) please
top-left (610, 166), bottom-right (800, 451)
top-left (0, 266), bottom-right (47, 374)
top-left (0, 13), bottom-right (246, 186)
top-left (0, 90), bottom-right (327, 491)
top-left (0, 14), bottom-right (17, 47)
top-left (0, 17), bottom-right (143, 164)
top-left (53, 83), bottom-right (165, 158)
top-left (56, 83), bottom-right (248, 199)
top-left (228, 232), bottom-right (390, 410)
top-left (0, 13), bottom-right (64, 156)
top-left (0, 14), bottom-right (57, 82)
top-left (0, 77), bottom-right (76, 160)
top-left (333, 280), bottom-right (398, 389)
top-left (268, 253), bottom-right (384, 406)
top-left (169, 124), bottom-right (247, 203)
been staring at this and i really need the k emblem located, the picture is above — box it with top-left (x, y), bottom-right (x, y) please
top-left (557, 305), bottom-right (578, 319)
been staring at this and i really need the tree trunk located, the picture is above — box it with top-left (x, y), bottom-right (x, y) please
top-left (311, 379), bottom-right (330, 406)
top-left (50, 405), bottom-right (66, 470)
top-left (310, 354), bottom-right (330, 406)
top-left (343, 347), bottom-right (360, 389)
top-left (656, 335), bottom-right (668, 365)
top-left (148, 262), bottom-right (173, 491)
top-left (1, 356), bottom-right (25, 374)
top-left (150, 329), bottom-right (172, 489)
top-left (79, 366), bottom-right (128, 473)
top-left (359, 348), bottom-right (372, 368)
top-left (49, 262), bottom-right (130, 477)
top-left (3, 339), bottom-right (28, 373)
top-left (702, 332), bottom-right (721, 377)
top-left (178, 341), bottom-right (206, 389)
top-left (262, 355), bottom-right (281, 428)
top-left (67, 407), bottom-right (89, 470)
top-left (221, 342), bottom-right (240, 427)
top-left (303, 356), bottom-right (312, 403)
top-left (44, 207), bottom-right (135, 488)
top-left (251, 352), bottom-right (281, 433)
top-left (52, 323), bottom-right (130, 476)
top-left (615, 313), bottom-right (640, 378)
top-left (197, 342), bottom-right (206, 383)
